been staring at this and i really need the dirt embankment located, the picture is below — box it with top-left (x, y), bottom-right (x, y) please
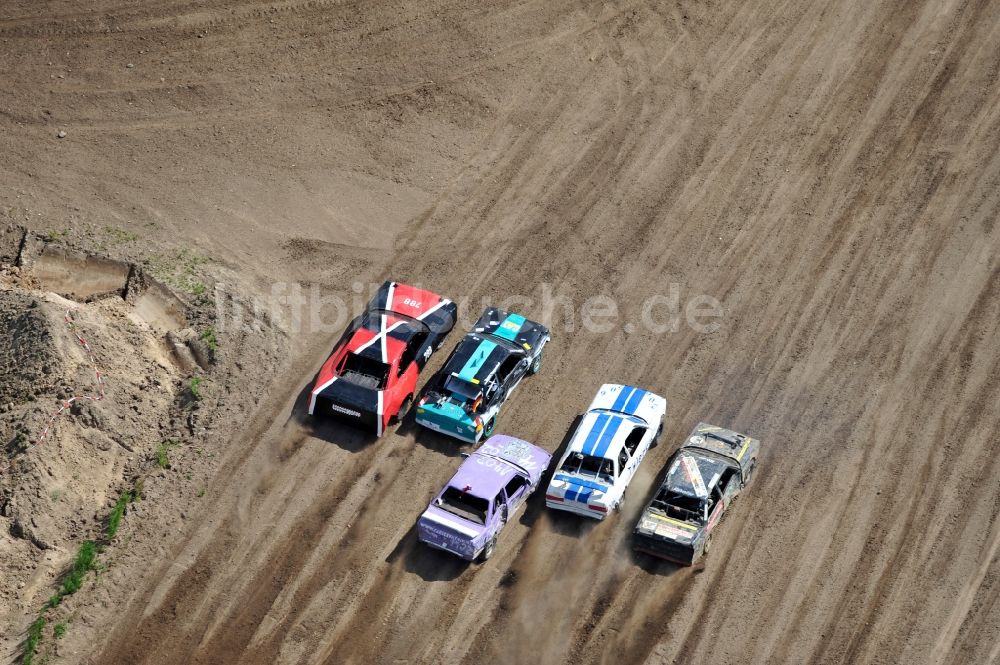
top-left (2, 1), bottom-right (1000, 665)
top-left (0, 229), bottom-right (289, 661)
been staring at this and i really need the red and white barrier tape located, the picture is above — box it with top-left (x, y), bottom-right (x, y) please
top-left (34, 309), bottom-right (107, 444)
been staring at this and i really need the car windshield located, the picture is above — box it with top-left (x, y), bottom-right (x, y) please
top-left (651, 488), bottom-right (707, 525)
top-left (436, 487), bottom-right (489, 525)
top-left (444, 375), bottom-right (481, 402)
top-left (338, 352), bottom-right (390, 390)
top-left (560, 452), bottom-right (615, 484)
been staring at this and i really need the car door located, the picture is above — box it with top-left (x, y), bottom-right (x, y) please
top-left (507, 353), bottom-right (530, 391)
top-left (620, 425), bottom-right (649, 482)
top-left (634, 424), bottom-right (654, 463)
top-left (503, 473), bottom-right (531, 514)
top-left (617, 447), bottom-right (634, 489)
top-left (706, 482), bottom-right (726, 532)
top-left (491, 493), bottom-right (507, 537)
top-left (720, 466), bottom-right (741, 503)
top-left (495, 353), bottom-right (527, 403)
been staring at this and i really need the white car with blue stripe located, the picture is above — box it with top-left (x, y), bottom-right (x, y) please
top-left (545, 384), bottom-right (667, 520)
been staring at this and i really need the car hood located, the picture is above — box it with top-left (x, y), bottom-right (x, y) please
top-left (477, 435), bottom-right (551, 485)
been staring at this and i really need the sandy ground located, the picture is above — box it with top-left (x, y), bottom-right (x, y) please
top-left (2, 0), bottom-right (1000, 663)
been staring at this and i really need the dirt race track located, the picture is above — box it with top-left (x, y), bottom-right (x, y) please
top-left (3, 0), bottom-right (1000, 663)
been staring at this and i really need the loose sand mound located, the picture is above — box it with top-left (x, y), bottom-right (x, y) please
top-left (0, 287), bottom-right (181, 643)
top-left (0, 292), bottom-right (61, 409)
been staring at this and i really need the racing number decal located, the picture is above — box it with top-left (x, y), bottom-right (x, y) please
top-left (402, 297), bottom-right (422, 308)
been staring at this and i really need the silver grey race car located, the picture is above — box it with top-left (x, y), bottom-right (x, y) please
top-left (632, 423), bottom-right (760, 565)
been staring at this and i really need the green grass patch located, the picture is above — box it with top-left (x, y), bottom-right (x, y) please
top-left (23, 480), bottom-right (142, 660)
top-left (189, 376), bottom-right (203, 400)
top-left (44, 228), bottom-right (69, 243)
top-left (105, 491), bottom-right (133, 539)
top-left (60, 540), bottom-right (97, 596)
top-left (157, 440), bottom-right (178, 469)
top-left (144, 248), bottom-right (210, 296)
top-left (103, 225), bottom-right (139, 244)
top-left (23, 615), bottom-right (46, 665)
top-left (200, 325), bottom-right (218, 352)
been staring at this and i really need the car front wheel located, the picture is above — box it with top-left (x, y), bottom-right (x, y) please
top-left (529, 351), bottom-right (543, 375)
top-left (743, 459), bottom-right (757, 487)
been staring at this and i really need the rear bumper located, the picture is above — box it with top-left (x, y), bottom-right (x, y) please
top-left (310, 395), bottom-right (379, 432)
top-left (417, 520), bottom-right (481, 560)
top-left (545, 499), bottom-right (607, 521)
top-left (632, 534), bottom-right (696, 565)
top-left (415, 413), bottom-right (479, 443)
top-left (419, 536), bottom-right (479, 561)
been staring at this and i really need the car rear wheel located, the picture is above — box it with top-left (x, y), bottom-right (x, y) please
top-left (480, 534), bottom-right (497, 562)
top-left (396, 395), bottom-right (413, 423)
top-left (480, 513), bottom-right (505, 563)
top-left (483, 416), bottom-right (496, 437)
top-left (703, 533), bottom-right (713, 556)
top-left (652, 422), bottom-right (663, 448)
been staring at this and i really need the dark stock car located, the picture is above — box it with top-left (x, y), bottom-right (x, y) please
top-left (415, 307), bottom-right (550, 443)
top-left (633, 423), bottom-right (760, 565)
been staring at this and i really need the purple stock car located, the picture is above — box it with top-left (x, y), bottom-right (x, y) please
top-left (417, 435), bottom-right (551, 562)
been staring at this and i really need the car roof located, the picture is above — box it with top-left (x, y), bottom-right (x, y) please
top-left (663, 451), bottom-right (732, 499)
top-left (566, 410), bottom-right (645, 461)
top-left (444, 334), bottom-right (516, 386)
top-left (448, 452), bottom-right (519, 499)
top-left (345, 312), bottom-right (421, 364)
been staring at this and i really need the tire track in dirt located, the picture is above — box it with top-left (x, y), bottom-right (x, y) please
top-left (240, 439), bottom-right (428, 662)
top-left (0, 0), bottom-right (358, 38)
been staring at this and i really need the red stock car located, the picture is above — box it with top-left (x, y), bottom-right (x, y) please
top-left (308, 281), bottom-right (458, 436)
